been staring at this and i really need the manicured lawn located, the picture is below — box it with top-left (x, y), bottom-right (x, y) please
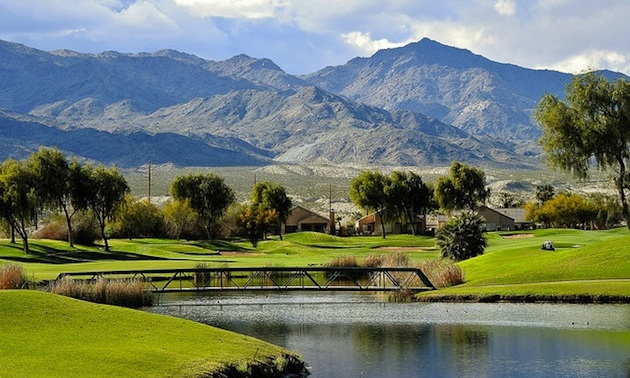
top-left (418, 227), bottom-right (630, 301)
top-left (1, 228), bottom-right (629, 300)
top-left (0, 290), bottom-right (300, 377)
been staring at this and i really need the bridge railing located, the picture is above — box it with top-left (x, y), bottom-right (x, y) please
top-left (54, 267), bottom-right (435, 292)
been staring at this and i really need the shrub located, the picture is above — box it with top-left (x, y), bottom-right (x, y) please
top-left (33, 211), bottom-right (100, 245)
top-left (361, 254), bottom-right (385, 268)
top-left (436, 211), bottom-right (487, 261)
top-left (0, 264), bottom-right (27, 289)
top-left (418, 259), bottom-right (464, 288)
top-left (50, 277), bottom-right (152, 307)
top-left (324, 254), bottom-right (358, 268)
top-left (383, 251), bottom-right (410, 267)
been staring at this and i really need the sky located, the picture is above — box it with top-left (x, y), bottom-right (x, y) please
top-left (1, 0), bottom-right (629, 76)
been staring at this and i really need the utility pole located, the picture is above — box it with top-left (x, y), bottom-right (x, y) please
top-left (329, 184), bottom-right (336, 235)
top-left (147, 161), bottom-right (151, 204)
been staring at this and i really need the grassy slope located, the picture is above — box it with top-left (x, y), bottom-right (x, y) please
top-left (1, 229), bottom-right (629, 299)
top-left (0, 234), bottom-right (439, 280)
top-left (418, 227), bottom-right (630, 300)
top-left (0, 290), bottom-right (298, 377)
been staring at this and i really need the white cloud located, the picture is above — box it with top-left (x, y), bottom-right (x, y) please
top-left (1, 0), bottom-right (630, 75)
top-left (340, 31), bottom-right (411, 56)
top-left (173, 0), bottom-right (284, 19)
top-left (545, 50), bottom-right (630, 75)
top-left (494, 0), bottom-right (516, 16)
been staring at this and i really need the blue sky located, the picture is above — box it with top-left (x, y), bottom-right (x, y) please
top-left (1, 0), bottom-right (629, 75)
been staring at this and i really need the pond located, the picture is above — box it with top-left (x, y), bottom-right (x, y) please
top-left (148, 292), bottom-right (630, 377)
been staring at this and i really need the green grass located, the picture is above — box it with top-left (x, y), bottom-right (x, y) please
top-left (0, 290), bottom-right (301, 377)
top-left (2, 228), bottom-right (629, 301)
top-left (418, 227), bottom-right (630, 301)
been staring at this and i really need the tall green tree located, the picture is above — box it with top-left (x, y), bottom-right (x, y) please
top-left (349, 170), bottom-right (391, 238)
top-left (170, 173), bottom-right (235, 240)
top-left (114, 196), bottom-right (164, 239)
top-left (163, 199), bottom-right (197, 240)
top-left (86, 165), bottom-right (129, 251)
top-left (251, 181), bottom-right (292, 240)
top-left (237, 204), bottom-right (278, 247)
top-left (435, 161), bottom-right (490, 212)
top-left (535, 72), bottom-right (630, 231)
top-left (387, 171), bottom-right (434, 235)
top-left (27, 148), bottom-right (89, 247)
top-left (0, 159), bottom-right (39, 253)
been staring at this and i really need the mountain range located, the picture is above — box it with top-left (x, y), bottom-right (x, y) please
top-left (0, 38), bottom-right (624, 169)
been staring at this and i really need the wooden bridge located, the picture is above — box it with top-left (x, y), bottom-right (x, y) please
top-left (55, 266), bottom-right (435, 293)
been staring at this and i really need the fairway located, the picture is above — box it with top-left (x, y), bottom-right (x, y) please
top-left (1, 228), bottom-right (629, 301)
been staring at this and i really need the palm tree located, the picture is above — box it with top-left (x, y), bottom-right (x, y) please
top-left (436, 211), bottom-right (487, 261)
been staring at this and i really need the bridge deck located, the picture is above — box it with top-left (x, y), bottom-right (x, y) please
top-left (55, 266), bottom-right (435, 293)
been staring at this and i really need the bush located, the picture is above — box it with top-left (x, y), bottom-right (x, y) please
top-left (324, 254), bottom-right (358, 268)
top-left (361, 254), bottom-right (385, 268)
top-left (33, 211), bottom-right (100, 245)
top-left (436, 211), bottom-right (487, 261)
top-left (418, 259), bottom-right (464, 288)
top-left (0, 264), bottom-right (27, 289)
top-left (50, 277), bottom-right (152, 307)
top-left (382, 251), bottom-right (410, 267)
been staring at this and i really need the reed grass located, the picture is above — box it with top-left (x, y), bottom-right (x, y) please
top-left (418, 259), bottom-right (464, 288)
top-left (50, 277), bottom-right (152, 307)
top-left (0, 264), bottom-right (27, 289)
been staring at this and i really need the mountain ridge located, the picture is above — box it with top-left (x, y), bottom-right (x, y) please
top-left (0, 37), bottom-right (624, 169)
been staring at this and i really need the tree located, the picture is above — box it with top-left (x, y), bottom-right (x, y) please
top-left (387, 171), bottom-right (434, 235)
top-left (170, 173), bottom-right (235, 240)
top-left (527, 193), bottom-right (598, 229)
top-left (349, 170), bottom-right (391, 238)
top-left (496, 191), bottom-right (523, 209)
top-left (436, 211), bottom-right (487, 262)
top-left (86, 165), bottom-right (130, 251)
top-left (535, 72), bottom-right (630, 231)
top-left (0, 159), bottom-right (38, 253)
top-left (251, 181), bottom-right (292, 240)
top-left (27, 148), bottom-right (89, 247)
top-left (237, 204), bottom-right (278, 247)
top-left (435, 161), bottom-right (490, 212)
top-left (535, 184), bottom-right (555, 204)
top-left (163, 199), bottom-right (197, 240)
top-left (113, 196), bottom-right (164, 239)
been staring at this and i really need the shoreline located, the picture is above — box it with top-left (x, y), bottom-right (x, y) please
top-left (416, 293), bottom-right (630, 304)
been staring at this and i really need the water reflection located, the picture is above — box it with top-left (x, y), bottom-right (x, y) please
top-left (149, 292), bottom-right (630, 377)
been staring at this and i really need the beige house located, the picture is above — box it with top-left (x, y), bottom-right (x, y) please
top-left (283, 206), bottom-right (331, 234)
top-left (494, 207), bottom-right (534, 230)
top-left (478, 205), bottom-right (515, 231)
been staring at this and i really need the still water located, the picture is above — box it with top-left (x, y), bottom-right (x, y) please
top-left (149, 292), bottom-right (630, 377)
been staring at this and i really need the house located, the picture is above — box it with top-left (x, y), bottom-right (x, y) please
top-left (355, 212), bottom-right (426, 235)
top-left (425, 213), bottom-right (450, 233)
top-left (478, 205), bottom-right (515, 231)
top-left (494, 207), bottom-right (534, 230)
top-left (283, 206), bottom-right (331, 234)
top-left (356, 212), bottom-right (389, 235)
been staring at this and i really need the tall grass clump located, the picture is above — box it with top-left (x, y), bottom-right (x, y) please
top-left (324, 254), bottom-right (359, 268)
top-left (382, 251), bottom-right (410, 267)
top-left (50, 277), bottom-right (152, 307)
top-left (361, 254), bottom-right (385, 268)
top-left (0, 264), bottom-right (27, 289)
top-left (418, 259), bottom-right (464, 288)
top-left (193, 262), bottom-right (212, 286)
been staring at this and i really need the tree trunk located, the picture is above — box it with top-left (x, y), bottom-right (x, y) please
top-left (63, 206), bottom-right (74, 247)
top-left (378, 211), bottom-right (387, 239)
top-left (278, 220), bottom-right (283, 241)
top-left (616, 157), bottom-right (630, 232)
